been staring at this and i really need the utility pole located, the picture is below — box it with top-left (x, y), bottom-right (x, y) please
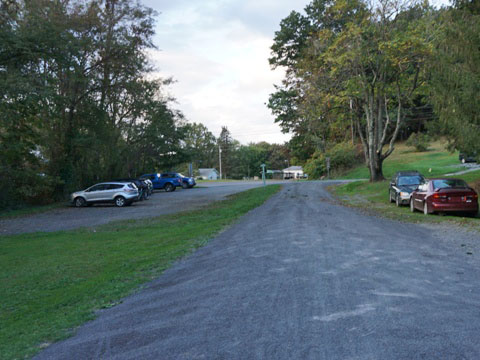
top-left (350, 98), bottom-right (355, 145)
top-left (261, 164), bottom-right (266, 187)
top-left (219, 147), bottom-right (222, 180)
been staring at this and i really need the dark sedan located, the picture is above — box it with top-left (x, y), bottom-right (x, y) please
top-left (459, 152), bottom-right (477, 164)
top-left (410, 178), bottom-right (478, 216)
top-left (389, 171), bottom-right (425, 206)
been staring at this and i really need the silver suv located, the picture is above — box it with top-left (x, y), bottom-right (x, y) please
top-left (71, 182), bottom-right (139, 207)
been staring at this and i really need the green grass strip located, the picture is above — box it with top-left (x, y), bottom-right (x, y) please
top-left (0, 185), bottom-right (280, 360)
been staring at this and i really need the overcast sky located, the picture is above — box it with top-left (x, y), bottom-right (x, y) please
top-left (143, 0), bottom-right (450, 145)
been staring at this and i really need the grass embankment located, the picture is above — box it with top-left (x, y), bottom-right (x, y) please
top-left (339, 141), bottom-right (464, 179)
top-left (333, 141), bottom-right (480, 228)
top-left (0, 202), bottom-right (65, 219)
top-left (0, 185), bottom-right (280, 360)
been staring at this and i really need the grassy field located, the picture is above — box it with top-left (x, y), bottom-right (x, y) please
top-left (0, 185), bottom-right (280, 360)
top-left (339, 141), bottom-right (464, 179)
top-left (332, 141), bottom-right (480, 228)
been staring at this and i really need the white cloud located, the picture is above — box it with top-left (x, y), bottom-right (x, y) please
top-left (144, 0), bottom-right (309, 144)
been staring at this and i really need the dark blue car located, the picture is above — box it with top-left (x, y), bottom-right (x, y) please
top-left (174, 173), bottom-right (196, 189)
top-left (140, 173), bottom-right (182, 192)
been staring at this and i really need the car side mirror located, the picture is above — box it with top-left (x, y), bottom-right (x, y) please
top-left (390, 182), bottom-right (395, 186)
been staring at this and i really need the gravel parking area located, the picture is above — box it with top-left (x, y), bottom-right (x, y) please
top-left (0, 181), bottom-right (288, 236)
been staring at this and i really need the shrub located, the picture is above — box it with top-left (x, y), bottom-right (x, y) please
top-left (406, 132), bottom-right (430, 152)
top-left (303, 151), bottom-right (326, 179)
top-left (0, 170), bottom-right (60, 209)
top-left (304, 142), bottom-right (361, 179)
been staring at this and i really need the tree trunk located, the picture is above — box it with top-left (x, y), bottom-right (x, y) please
top-left (368, 153), bottom-right (384, 182)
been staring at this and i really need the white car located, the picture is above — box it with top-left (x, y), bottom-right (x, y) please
top-left (70, 182), bottom-right (139, 207)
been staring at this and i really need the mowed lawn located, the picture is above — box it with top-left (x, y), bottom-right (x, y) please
top-left (0, 185), bottom-right (280, 360)
top-left (339, 141), bottom-right (464, 180)
top-left (333, 141), bottom-right (480, 228)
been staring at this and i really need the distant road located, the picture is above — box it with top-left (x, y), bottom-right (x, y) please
top-left (35, 181), bottom-right (480, 359)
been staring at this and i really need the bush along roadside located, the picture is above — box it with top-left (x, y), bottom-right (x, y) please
top-left (0, 185), bottom-right (281, 360)
top-left (406, 132), bottom-right (431, 152)
top-left (304, 142), bottom-right (362, 179)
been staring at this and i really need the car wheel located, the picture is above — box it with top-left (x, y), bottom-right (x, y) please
top-left (115, 196), bottom-right (126, 207)
top-left (74, 197), bottom-right (86, 207)
top-left (423, 202), bottom-right (429, 215)
top-left (389, 191), bottom-right (394, 203)
top-left (164, 183), bottom-right (174, 192)
top-left (410, 199), bottom-right (416, 212)
top-left (396, 195), bottom-right (401, 207)
top-left (182, 182), bottom-right (188, 189)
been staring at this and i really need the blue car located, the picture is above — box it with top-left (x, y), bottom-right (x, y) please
top-left (175, 173), bottom-right (196, 189)
top-left (140, 173), bottom-right (182, 192)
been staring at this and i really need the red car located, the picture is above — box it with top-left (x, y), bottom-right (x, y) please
top-left (410, 178), bottom-right (478, 216)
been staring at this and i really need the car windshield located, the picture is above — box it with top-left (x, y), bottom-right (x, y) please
top-left (432, 179), bottom-right (468, 189)
top-left (397, 175), bottom-right (423, 186)
top-left (177, 173), bottom-right (185, 177)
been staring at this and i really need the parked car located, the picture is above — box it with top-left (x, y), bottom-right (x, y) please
top-left (70, 182), bottom-right (138, 207)
top-left (115, 178), bottom-right (149, 200)
top-left (410, 178), bottom-right (478, 216)
top-left (459, 152), bottom-right (477, 164)
top-left (174, 173), bottom-right (196, 189)
top-left (140, 173), bottom-right (182, 192)
top-left (389, 171), bottom-right (425, 206)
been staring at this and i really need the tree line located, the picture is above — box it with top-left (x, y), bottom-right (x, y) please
top-left (0, 0), bottom-right (290, 209)
top-left (268, 0), bottom-right (480, 181)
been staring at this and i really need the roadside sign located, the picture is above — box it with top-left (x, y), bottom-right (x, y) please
top-left (261, 164), bottom-right (266, 186)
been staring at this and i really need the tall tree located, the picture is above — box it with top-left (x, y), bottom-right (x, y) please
top-left (0, 0), bottom-right (187, 207)
top-left (218, 126), bottom-right (236, 179)
top-left (270, 0), bottom-right (431, 181)
top-left (182, 122), bottom-right (218, 169)
top-left (429, 0), bottom-right (480, 156)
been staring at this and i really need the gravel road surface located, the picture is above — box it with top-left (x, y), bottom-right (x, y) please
top-left (0, 181), bottom-right (288, 235)
top-left (35, 182), bottom-right (480, 359)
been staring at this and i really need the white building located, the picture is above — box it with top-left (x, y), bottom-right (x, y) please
top-left (283, 166), bottom-right (305, 179)
top-left (198, 168), bottom-right (220, 180)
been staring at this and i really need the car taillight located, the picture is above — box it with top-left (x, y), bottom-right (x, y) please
top-left (432, 194), bottom-right (447, 200)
